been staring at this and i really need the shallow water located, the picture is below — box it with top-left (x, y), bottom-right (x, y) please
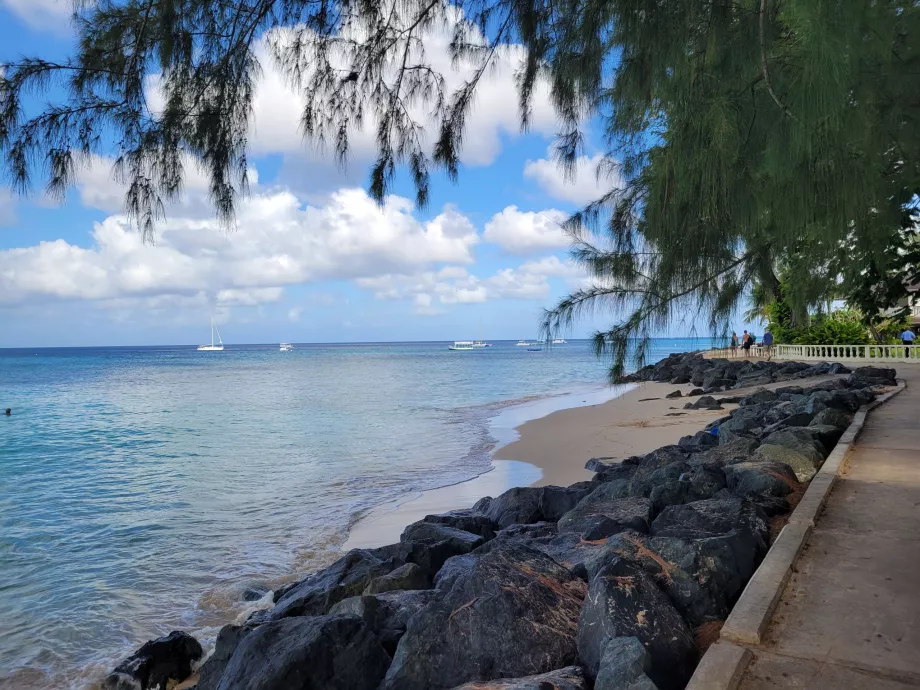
top-left (0, 338), bottom-right (713, 688)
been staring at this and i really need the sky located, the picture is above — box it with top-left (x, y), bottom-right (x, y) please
top-left (0, 2), bottom-right (756, 348)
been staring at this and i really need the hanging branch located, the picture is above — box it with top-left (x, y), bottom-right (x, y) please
top-left (759, 0), bottom-right (796, 121)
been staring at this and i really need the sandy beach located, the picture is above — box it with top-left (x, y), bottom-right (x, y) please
top-left (345, 380), bottom-right (730, 549)
top-left (345, 373), bottom-right (844, 550)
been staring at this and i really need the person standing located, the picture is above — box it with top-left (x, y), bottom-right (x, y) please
top-left (762, 329), bottom-right (774, 360)
top-left (741, 330), bottom-right (752, 357)
top-left (730, 332), bottom-right (739, 356)
top-left (901, 327), bottom-right (916, 358)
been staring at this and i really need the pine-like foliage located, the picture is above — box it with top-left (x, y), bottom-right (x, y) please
top-left (2, 1), bottom-right (918, 378)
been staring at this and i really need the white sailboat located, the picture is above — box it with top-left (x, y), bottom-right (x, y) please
top-left (472, 318), bottom-right (491, 347)
top-left (279, 342), bottom-right (293, 351)
top-left (197, 319), bottom-right (224, 351)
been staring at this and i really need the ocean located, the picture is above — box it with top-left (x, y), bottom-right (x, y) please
top-left (0, 338), bottom-right (713, 688)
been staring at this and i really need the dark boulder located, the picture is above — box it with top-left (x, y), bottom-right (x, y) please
top-left (810, 407), bottom-right (853, 431)
top-left (665, 390), bottom-right (683, 398)
top-left (216, 615), bottom-right (390, 690)
top-left (540, 484), bottom-right (595, 522)
top-left (104, 631), bottom-right (203, 690)
top-left (687, 388), bottom-right (706, 396)
top-left (594, 637), bottom-right (658, 690)
top-left (382, 542), bottom-right (587, 690)
top-left (329, 589), bottom-right (439, 655)
top-left (689, 438), bottom-right (759, 469)
top-left (401, 522), bottom-right (486, 578)
top-left (677, 430), bottom-right (718, 451)
top-left (269, 549), bottom-right (402, 619)
top-left (423, 510), bottom-right (498, 539)
top-left (518, 531), bottom-right (611, 579)
top-left (848, 366), bottom-right (896, 388)
top-left (650, 495), bottom-right (769, 548)
top-left (447, 666), bottom-right (588, 689)
top-left (724, 460), bottom-right (800, 497)
top-left (683, 396), bottom-right (723, 410)
top-left (590, 461), bottom-right (639, 484)
top-left (242, 585), bottom-right (270, 602)
top-left (196, 624), bottom-right (257, 690)
top-left (475, 487), bottom-right (544, 528)
top-left (558, 493), bottom-right (655, 540)
top-left (495, 521), bottom-right (559, 542)
top-left (364, 562), bottom-right (430, 594)
top-left (740, 389), bottom-right (777, 406)
top-left (752, 444), bottom-right (821, 483)
top-left (577, 558), bottom-right (696, 689)
top-left (580, 531), bottom-right (759, 626)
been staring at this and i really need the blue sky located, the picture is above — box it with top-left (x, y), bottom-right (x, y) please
top-left (0, 2), bottom-right (757, 347)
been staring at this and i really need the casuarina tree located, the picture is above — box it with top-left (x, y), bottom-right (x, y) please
top-left (2, 1), bottom-right (918, 377)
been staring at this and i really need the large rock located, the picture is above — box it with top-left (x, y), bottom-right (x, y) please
top-left (195, 624), bottom-right (256, 690)
top-left (381, 542), bottom-right (587, 690)
top-left (364, 562), bottom-right (430, 594)
top-left (423, 510), bottom-right (498, 539)
top-left (216, 615), bottom-right (390, 690)
top-left (683, 395), bottom-right (724, 410)
top-left (329, 589), bottom-right (439, 654)
top-left (650, 495), bottom-right (769, 547)
top-left (690, 438), bottom-right (759, 468)
top-left (104, 631), bottom-right (203, 690)
top-left (475, 487), bottom-right (544, 528)
top-left (848, 366), bottom-right (896, 388)
top-left (540, 484), bottom-right (595, 522)
top-left (577, 558), bottom-right (696, 689)
top-left (580, 531), bottom-right (760, 626)
top-left (810, 407), bottom-right (853, 431)
top-left (558, 493), bottom-right (655, 540)
top-left (595, 637), bottom-right (658, 690)
top-left (752, 444), bottom-right (820, 483)
top-left (401, 521), bottom-right (486, 577)
top-left (448, 666), bottom-right (588, 689)
top-left (269, 549), bottom-right (402, 619)
top-left (516, 531), bottom-right (611, 579)
top-left (724, 460), bottom-right (800, 497)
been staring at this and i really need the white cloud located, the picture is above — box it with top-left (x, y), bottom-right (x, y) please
top-left (483, 206), bottom-right (570, 255)
top-left (288, 306), bottom-right (303, 322)
top-left (358, 255), bottom-right (585, 312)
top-left (0, 187), bottom-right (479, 306)
top-left (523, 150), bottom-right (623, 205)
top-left (0, 0), bottom-right (71, 32)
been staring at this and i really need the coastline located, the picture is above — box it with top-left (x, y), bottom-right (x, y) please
top-left (343, 383), bottom-right (634, 549)
top-left (344, 373), bottom-right (847, 552)
top-left (344, 380), bottom-right (729, 550)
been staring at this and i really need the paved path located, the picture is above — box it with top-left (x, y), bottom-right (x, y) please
top-left (739, 366), bottom-right (920, 688)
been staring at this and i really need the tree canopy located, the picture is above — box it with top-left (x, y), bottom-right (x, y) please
top-left (2, 0), bottom-right (918, 378)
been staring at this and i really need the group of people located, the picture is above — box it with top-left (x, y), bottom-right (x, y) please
top-left (729, 329), bottom-right (774, 358)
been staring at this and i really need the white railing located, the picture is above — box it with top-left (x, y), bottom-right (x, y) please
top-left (912, 304), bottom-right (920, 319)
top-left (773, 343), bottom-right (920, 362)
top-left (706, 347), bottom-right (770, 360)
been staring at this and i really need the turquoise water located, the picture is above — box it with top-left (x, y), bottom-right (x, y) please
top-left (0, 339), bottom-right (713, 688)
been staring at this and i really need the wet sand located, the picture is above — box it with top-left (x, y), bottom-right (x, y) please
top-left (344, 373), bottom-right (845, 551)
top-left (344, 380), bottom-right (723, 549)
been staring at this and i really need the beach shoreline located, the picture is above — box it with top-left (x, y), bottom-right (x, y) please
top-left (344, 372), bottom-right (846, 552)
top-left (343, 379), bottom-right (731, 550)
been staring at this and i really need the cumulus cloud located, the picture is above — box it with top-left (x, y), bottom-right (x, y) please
top-left (358, 255), bottom-right (584, 313)
top-left (523, 150), bottom-right (623, 205)
top-left (0, 187), bottom-right (479, 305)
top-left (483, 206), bottom-right (570, 255)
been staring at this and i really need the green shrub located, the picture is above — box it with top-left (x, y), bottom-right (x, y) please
top-left (788, 310), bottom-right (872, 345)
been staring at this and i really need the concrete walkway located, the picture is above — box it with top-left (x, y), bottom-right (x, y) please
top-left (739, 366), bottom-right (920, 688)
